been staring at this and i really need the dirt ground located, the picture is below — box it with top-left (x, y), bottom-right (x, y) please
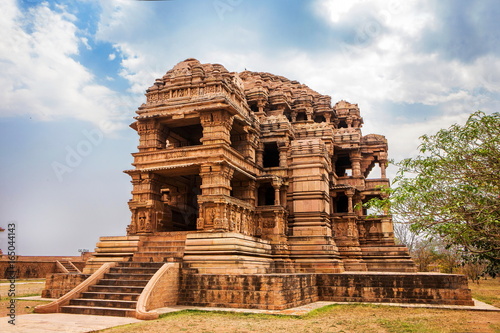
top-left (0, 280), bottom-right (48, 317)
top-left (101, 305), bottom-right (500, 333)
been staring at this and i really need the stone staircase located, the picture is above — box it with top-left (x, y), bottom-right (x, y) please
top-left (61, 262), bottom-right (163, 317)
top-left (57, 260), bottom-right (81, 274)
top-left (133, 232), bottom-right (188, 262)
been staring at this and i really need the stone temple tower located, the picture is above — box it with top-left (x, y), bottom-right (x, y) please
top-left (92, 58), bottom-right (416, 274)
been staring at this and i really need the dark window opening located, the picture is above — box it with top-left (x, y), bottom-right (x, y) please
top-left (336, 195), bottom-right (348, 213)
top-left (258, 183), bottom-right (275, 206)
top-left (314, 115), bottom-right (326, 123)
top-left (339, 120), bottom-right (348, 128)
top-left (284, 111), bottom-right (292, 122)
top-left (335, 154), bottom-right (352, 177)
top-left (250, 104), bottom-right (259, 113)
top-left (263, 142), bottom-right (280, 168)
top-left (167, 124), bottom-right (203, 147)
top-left (296, 112), bottom-right (307, 121)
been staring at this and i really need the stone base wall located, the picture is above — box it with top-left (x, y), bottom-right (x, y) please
top-left (179, 273), bottom-right (318, 310)
top-left (41, 273), bottom-right (90, 298)
top-left (178, 271), bottom-right (473, 310)
top-left (317, 273), bottom-right (474, 306)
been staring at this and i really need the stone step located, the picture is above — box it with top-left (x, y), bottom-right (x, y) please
top-left (110, 267), bottom-right (160, 274)
top-left (97, 279), bottom-right (149, 287)
top-left (104, 273), bottom-right (155, 280)
top-left (118, 262), bottom-right (164, 269)
top-left (93, 252), bottom-right (135, 257)
top-left (95, 247), bottom-right (139, 253)
top-left (61, 305), bottom-right (135, 317)
top-left (70, 298), bottom-right (137, 309)
top-left (132, 255), bottom-right (172, 262)
top-left (140, 241), bottom-right (186, 246)
top-left (63, 261), bottom-right (165, 317)
top-left (139, 245), bottom-right (185, 251)
top-left (134, 251), bottom-right (183, 257)
top-left (88, 285), bottom-right (145, 294)
top-left (81, 292), bottom-right (141, 301)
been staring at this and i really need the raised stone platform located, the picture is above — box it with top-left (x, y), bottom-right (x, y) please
top-left (179, 271), bottom-right (474, 310)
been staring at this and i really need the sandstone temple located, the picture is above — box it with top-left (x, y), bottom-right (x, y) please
top-left (37, 59), bottom-right (473, 318)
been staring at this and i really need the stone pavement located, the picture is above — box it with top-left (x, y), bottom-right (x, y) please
top-left (1, 298), bottom-right (498, 333)
top-left (0, 313), bottom-right (141, 333)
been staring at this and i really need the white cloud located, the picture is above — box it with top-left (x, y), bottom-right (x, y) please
top-left (91, 0), bottom-right (500, 157)
top-left (0, 0), bottom-right (133, 133)
top-left (314, 0), bottom-right (365, 23)
top-left (108, 53), bottom-right (116, 60)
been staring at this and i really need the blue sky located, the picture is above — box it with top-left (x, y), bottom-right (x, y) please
top-left (1, 0), bottom-right (499, 256)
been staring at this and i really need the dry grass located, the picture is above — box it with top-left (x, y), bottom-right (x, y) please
top-left (470, 277), bottom-right (500, 308)
top-left (0, 279), bottom-right (48, 317)
top-left (100, 306), bottom-right (500, 333)
top-left (100, 278), bottom-right (500, 333)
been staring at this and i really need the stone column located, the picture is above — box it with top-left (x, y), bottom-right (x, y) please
top-left (350, 151), bottom-right (361, 178)
top-left (346, 189), bottom-right (355, 214)
top-left (128, 172), bottom-right (164, 234)
top-left (200, 110), bottom-right (234, 146)
top-left (278, 143), bottom-right (288, 168)
top-left (271, 177), bottom-right (283, 206)
top-left (199, 163), bottom-right (234, 196)
top-left (380, 160), bottom-right (387, 178)
top-left (137, 119), bottom-right (168, 152)
top-left (256, 144), bottom-right (264, 167)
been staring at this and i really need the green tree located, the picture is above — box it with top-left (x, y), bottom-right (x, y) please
top-left (368, 111), bottom-right (500, 274)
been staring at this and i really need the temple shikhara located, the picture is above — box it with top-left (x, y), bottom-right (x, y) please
top-left (37, 59), bottom-right (473, 318)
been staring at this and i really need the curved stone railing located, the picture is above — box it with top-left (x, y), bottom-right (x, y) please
top-left (34, 262), bottom-right (116, 313)
top-left (135, 262), bottom-right (180, 320)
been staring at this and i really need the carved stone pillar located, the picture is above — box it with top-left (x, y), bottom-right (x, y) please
top-left (324, 113), bottom-right (332, 123)
top-left (278, 143), bottom-right (288, 168)
top-left (347, 117), bottom-right (354, 128)
top-left (380, 160), bottom-right (387, 178)
top-left (256, 144), bottom-right (264, 167)
top-left (350, 151), bottom-right (362, 177)
top-left (137, 119), bottom-right (168, 152)
top-left (306, 108), bottom-right (313, 121)
top-left (199, 163), bottom-right (234, 196)
top-left (242, 127), bottom-right (259, 162)
top-left (271, 177), bottom-right (283, 206)
top-left (346, 189), bottom-right (355, 214)
top-left (200, 110), bottom-right (234, 145)
top-left (127, 172), bottom-right (164, 234)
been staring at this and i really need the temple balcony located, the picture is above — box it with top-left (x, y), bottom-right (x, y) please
top-left (364, 178), bottom-right (390, 191)
top-left (335, 176), bottom-right (364, 188)
top-left (128, 144), bottom-right (260, 177)
top-left (332, 128), bottom-right (361, 146)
